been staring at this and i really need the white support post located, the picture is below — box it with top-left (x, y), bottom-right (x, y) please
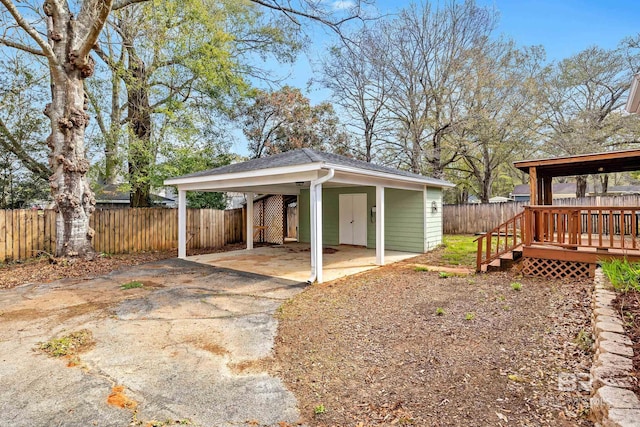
top-left (309, 185), bottom-right (316, 274)
top-left (178, 189), bottom-right (187, 259)
top-left (376, 185), bottom-right (385, 265)
top-left (315, 183), bottom-right (324, 283)
top-left (246, 192), bottom-right (254, 250)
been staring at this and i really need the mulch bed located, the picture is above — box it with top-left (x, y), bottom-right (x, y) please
top-left (612, 290), bottom-right (640, 399)
top-left (272, 253), bottom-right (594, 426)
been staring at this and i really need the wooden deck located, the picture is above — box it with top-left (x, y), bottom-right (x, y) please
top-left (476, 205), bottom-right (640, 275)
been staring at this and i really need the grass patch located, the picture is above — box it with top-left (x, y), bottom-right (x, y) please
top-left (38, 329), bottom-right (94, 357)
top-left (121, 281), bottom-right (144, 290)
top-left (511, 282), bottom-right (522, 291)
top-left (414, 266), bottom-right (430, 272)
top-left (441, 235), bottom-right (477, 266)
top-left (574, 329), bottom-right (594, 353)
top-left (464, 312), bottom-right (475, 321)
top-left (601, 259), bottom-right (640, 292)
top-left (435, 307), bottom-right (445, 316)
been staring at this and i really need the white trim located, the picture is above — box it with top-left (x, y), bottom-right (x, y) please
top-left (423, 187), bottom-right (428, 253)
top-left (315, 183), bottom-right (324, 283)
top-left (174, 171), bottom-right (320, 192)
top-left (165, 163), bottom-right (323, 186)
top-left (626, 73), bottom-right (640, 114)
top-left (325, 164), bottom-right (454, 188)
top-left (376, 186), bottom-right (385, 265)
top-left (330, 172), bottom-right (425, 191)
top-left (178, 190), bottom-right (186, 258)
top-left (246, 192), bottom-right (254, 250)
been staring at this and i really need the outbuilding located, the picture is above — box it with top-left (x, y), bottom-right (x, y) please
top-left (165, 149), bottom-right (453, 283)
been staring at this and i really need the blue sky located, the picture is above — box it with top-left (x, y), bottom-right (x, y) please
top-left (231, 0), bottom-right (640, 155)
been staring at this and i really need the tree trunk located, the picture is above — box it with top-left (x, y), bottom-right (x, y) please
top-left (45, 1), bottom-right (97, 257)
top-left (576, 175), bottom-right (588, 198)
top-left (127, 54), bottom-right (153, 207)
top-left (600, 174), bottom-right (609, 195)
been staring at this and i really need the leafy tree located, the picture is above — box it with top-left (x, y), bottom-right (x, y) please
top-left (241, 86), bottom-right (348, 158)
top-left (0, 0), bottom-right (368, 257)
top-left (90, 0), bottom-right (302, 207)
top-left (154, 140), bottom-right (234, 209)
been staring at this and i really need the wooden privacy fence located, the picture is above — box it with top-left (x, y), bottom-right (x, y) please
top-left (0, 208), bottom-right (245, 262)
top-left (444, 195), bottom-right (640, 235)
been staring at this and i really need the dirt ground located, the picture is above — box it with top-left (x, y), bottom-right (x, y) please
top-left (613, 290), bottom-right (640, 399)
top-left (272, 248), bottom-right (594, 426)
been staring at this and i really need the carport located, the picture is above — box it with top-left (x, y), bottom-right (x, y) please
top-left (164, 149), bottom-right (453, 283)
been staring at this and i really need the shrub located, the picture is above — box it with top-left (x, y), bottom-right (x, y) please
top-left (601, 259), bottom-right (640, 292)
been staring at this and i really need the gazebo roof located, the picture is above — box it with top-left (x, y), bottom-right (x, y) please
top-left (514, 149), bottom-right (640, 177)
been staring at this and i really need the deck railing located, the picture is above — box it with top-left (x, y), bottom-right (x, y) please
top-left (475, 211), bottom-right (525, 271)
top-left (523, 206), bottom-right (640, 251)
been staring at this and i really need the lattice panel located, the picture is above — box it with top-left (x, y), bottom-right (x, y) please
top-left (253, 195), bottom-right (284, 244)
top-left (253, 200), bottom-right (265, 243)
top-left (264, 195), bottom-right (284, 244)
top-left (521, 257), bottom-right (594, 279)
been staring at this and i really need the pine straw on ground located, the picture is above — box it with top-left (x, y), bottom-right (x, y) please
top-left (0, 243), bottom-right (248, 290)
top-left (272, 253), bottom-right (594, 426)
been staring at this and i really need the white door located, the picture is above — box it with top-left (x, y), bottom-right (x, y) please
top-left (339, 193), bottom-right (367, 246)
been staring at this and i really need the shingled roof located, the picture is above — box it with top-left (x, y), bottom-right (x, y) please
top-left (172, 148), bottom-right (452, 187)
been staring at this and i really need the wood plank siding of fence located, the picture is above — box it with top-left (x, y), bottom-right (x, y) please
top-left (0, 208), bottom-right (244, 263)
top-left (444, 195), bottom-right (640, 235)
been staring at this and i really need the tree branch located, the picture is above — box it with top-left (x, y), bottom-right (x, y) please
top-left (75, 0), bottom-right (114, 67)
top-left (112, 0), bottom-right (147, 10)
top-left (0, 0), bottom-right (57, 63)
top-left (0, 37), bottom-right (45, 56)
top-left (0, 117), bottom-right (51, 180)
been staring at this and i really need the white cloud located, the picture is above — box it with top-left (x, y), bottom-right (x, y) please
top-left (332, 0), bottom-right (355, 11)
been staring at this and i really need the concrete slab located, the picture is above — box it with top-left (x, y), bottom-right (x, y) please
top-left (187, 242), bottom-right (418, 282)
top-left (0, 259), bottom-right (306, 426)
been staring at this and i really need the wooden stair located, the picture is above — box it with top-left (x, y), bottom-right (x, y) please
top-left (476, 211), bottom-right (525, 273)
top-left (480, 245), bottom-right (523, 272)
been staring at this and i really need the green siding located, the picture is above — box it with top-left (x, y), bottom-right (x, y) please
top-left (299, 187), bottom-right (376, 248)
top-left (384, 189), bottom-right (425, 252)
top-left (298, 185), bottom-right (443, 253)
top-left (425, 186), bottom-right (443, 249)
top-left (299, 190), bottom-right (311, 243)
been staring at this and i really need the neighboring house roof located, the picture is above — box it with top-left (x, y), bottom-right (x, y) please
top-left (511, 183), bottom-right (583, 197)
top-left (94, 184), bottom-right (176, 205)
top-left (511, 183), bottom-right (640, 198)
top-left (165, 148), bottom-right (454, 192)
top-left (489, 196), bottom-right (511, 203)
top-left (626, 73), bottom-right (640, 114)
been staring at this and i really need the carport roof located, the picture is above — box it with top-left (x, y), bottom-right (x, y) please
top-left (165, 148), bottom-right (453, 188)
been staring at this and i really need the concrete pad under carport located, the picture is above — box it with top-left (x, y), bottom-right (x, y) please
top-left (187, 243), bottom-right (418, 283)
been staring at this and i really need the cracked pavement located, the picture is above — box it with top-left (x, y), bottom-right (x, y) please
top-left (0, 258), bottom-right (307, 426)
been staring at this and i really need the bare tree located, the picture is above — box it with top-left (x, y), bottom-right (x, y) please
top-left (320, 25), bottom-right (393, 162)
top-left (381, 0), bottom-right (497, 177)
top-left (457, 41), bottom-right (545, 202)
top-left (541, 44), bottom-right (640, 197)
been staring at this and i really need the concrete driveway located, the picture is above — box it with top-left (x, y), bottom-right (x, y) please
top-left (0, 259), bottom-right (307, 426)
